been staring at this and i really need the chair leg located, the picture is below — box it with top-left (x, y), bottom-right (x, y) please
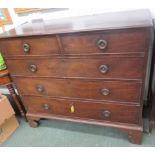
top-left (7, 83), bottom-right (27, 121)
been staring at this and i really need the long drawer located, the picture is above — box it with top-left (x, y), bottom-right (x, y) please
top-left (0, 36), bottom-right (60, 56)
top-left (22, 96), bottom-right (140, 124)
top-left (6, 57), bottom-right (145, 79)
top-left (13, 78), bottom-right (142, 103)
top-left (60, 30), bottom-right (147, 55)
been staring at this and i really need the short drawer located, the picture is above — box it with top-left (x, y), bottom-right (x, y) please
top-left (60, 30), bottom-right (147, 55)
top-left (14, 78), bottom-right (142, 103)
top-left (0, 36), bottom-right (59, 56)
top-left (6, 57), bottom-right (144, 79)
top-left (22, 96), bottom-right (140, 124)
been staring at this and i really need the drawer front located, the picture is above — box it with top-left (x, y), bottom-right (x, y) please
top-left (6, 57), bottom-right (144, 79)
top-left (14, 78), bottom-right (142, 103)
top-left (61, 30), bottom-right (146, 55)
top-left (22, 96), bottom-right (140, 124)
top-left (0, 36), bottom-right (59, 56)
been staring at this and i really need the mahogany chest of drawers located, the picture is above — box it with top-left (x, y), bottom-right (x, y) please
top-left (0, 9), bottom-right (153, 144)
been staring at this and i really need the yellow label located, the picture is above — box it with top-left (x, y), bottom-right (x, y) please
top-left (70, 105), bottom-right (75, 113)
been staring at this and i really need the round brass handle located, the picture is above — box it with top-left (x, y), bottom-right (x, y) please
top-left (43, 104), bottom-right (49, 110)
top-left (23, 43), bottom-right (30, 53)
top-left (99, 65), bottom-right (109, 74)
top-left (97, 39), bottom-right (107, 50)
top-left (101, 88), bottom-right (110, 96)
top-left (102, 110), bottom-right (111, 118)
top-left (36, 85), bottom-right (44, 93)
top-left (29, 64), bottom-right (37, 72)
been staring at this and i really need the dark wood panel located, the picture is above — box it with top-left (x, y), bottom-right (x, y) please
top-left (0, 36), bottom-right (59, 56)
top-left (6, 57), bottom-right (145, 79)
top-left (13, 78), bottom-right (142, 103)
top-left (61, 30), bottom-right (147, 54)
top-left (22, 96), bottom-right (140, 124)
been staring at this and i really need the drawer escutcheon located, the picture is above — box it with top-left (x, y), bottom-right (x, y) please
top-left (70, 105), bottom-right (75, 113)
top-left (36, 85), bottom-right (45, 93)
top-left (23, 43), bottom-right (30, 54)
top-left (99, 64), bottom-right (109, 74)
top-left (29, 64), bottom-right (37, 72)
top-left (42, 103), bottom-right (49, 110)
top-left (102, 110), bottom-right (111, 118)
top-left (97, 39), bottom-right (107, 50)
top-left (101, 88), bottom-right (110, 96)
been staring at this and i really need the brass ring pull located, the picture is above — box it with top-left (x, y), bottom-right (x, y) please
top-left (43, 104), bottom-right (49, 110)
top-left (36, 85), bottom-right (44, 93)
top-left (102, 110), bottom-right (111, 118)
top-left (29, 64), bottom-right (37, 72)
top-left (99, 65), bottom-right (109, 74)
top-left (23, 43), bottom-right (30, 53)
top-left (97, 39), bottom-right (107, 50)
top-left (101, 88), bottom-right (110, 96)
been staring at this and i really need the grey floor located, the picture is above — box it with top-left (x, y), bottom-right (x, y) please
top-left (1, 117), bottom-right (155, 147)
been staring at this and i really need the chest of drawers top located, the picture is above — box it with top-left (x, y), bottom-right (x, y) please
top-left (0, 9), bottom-right (153, 39)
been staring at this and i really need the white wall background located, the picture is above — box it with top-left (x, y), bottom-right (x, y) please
top-left (1, 1), bottom-right (155, 34)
